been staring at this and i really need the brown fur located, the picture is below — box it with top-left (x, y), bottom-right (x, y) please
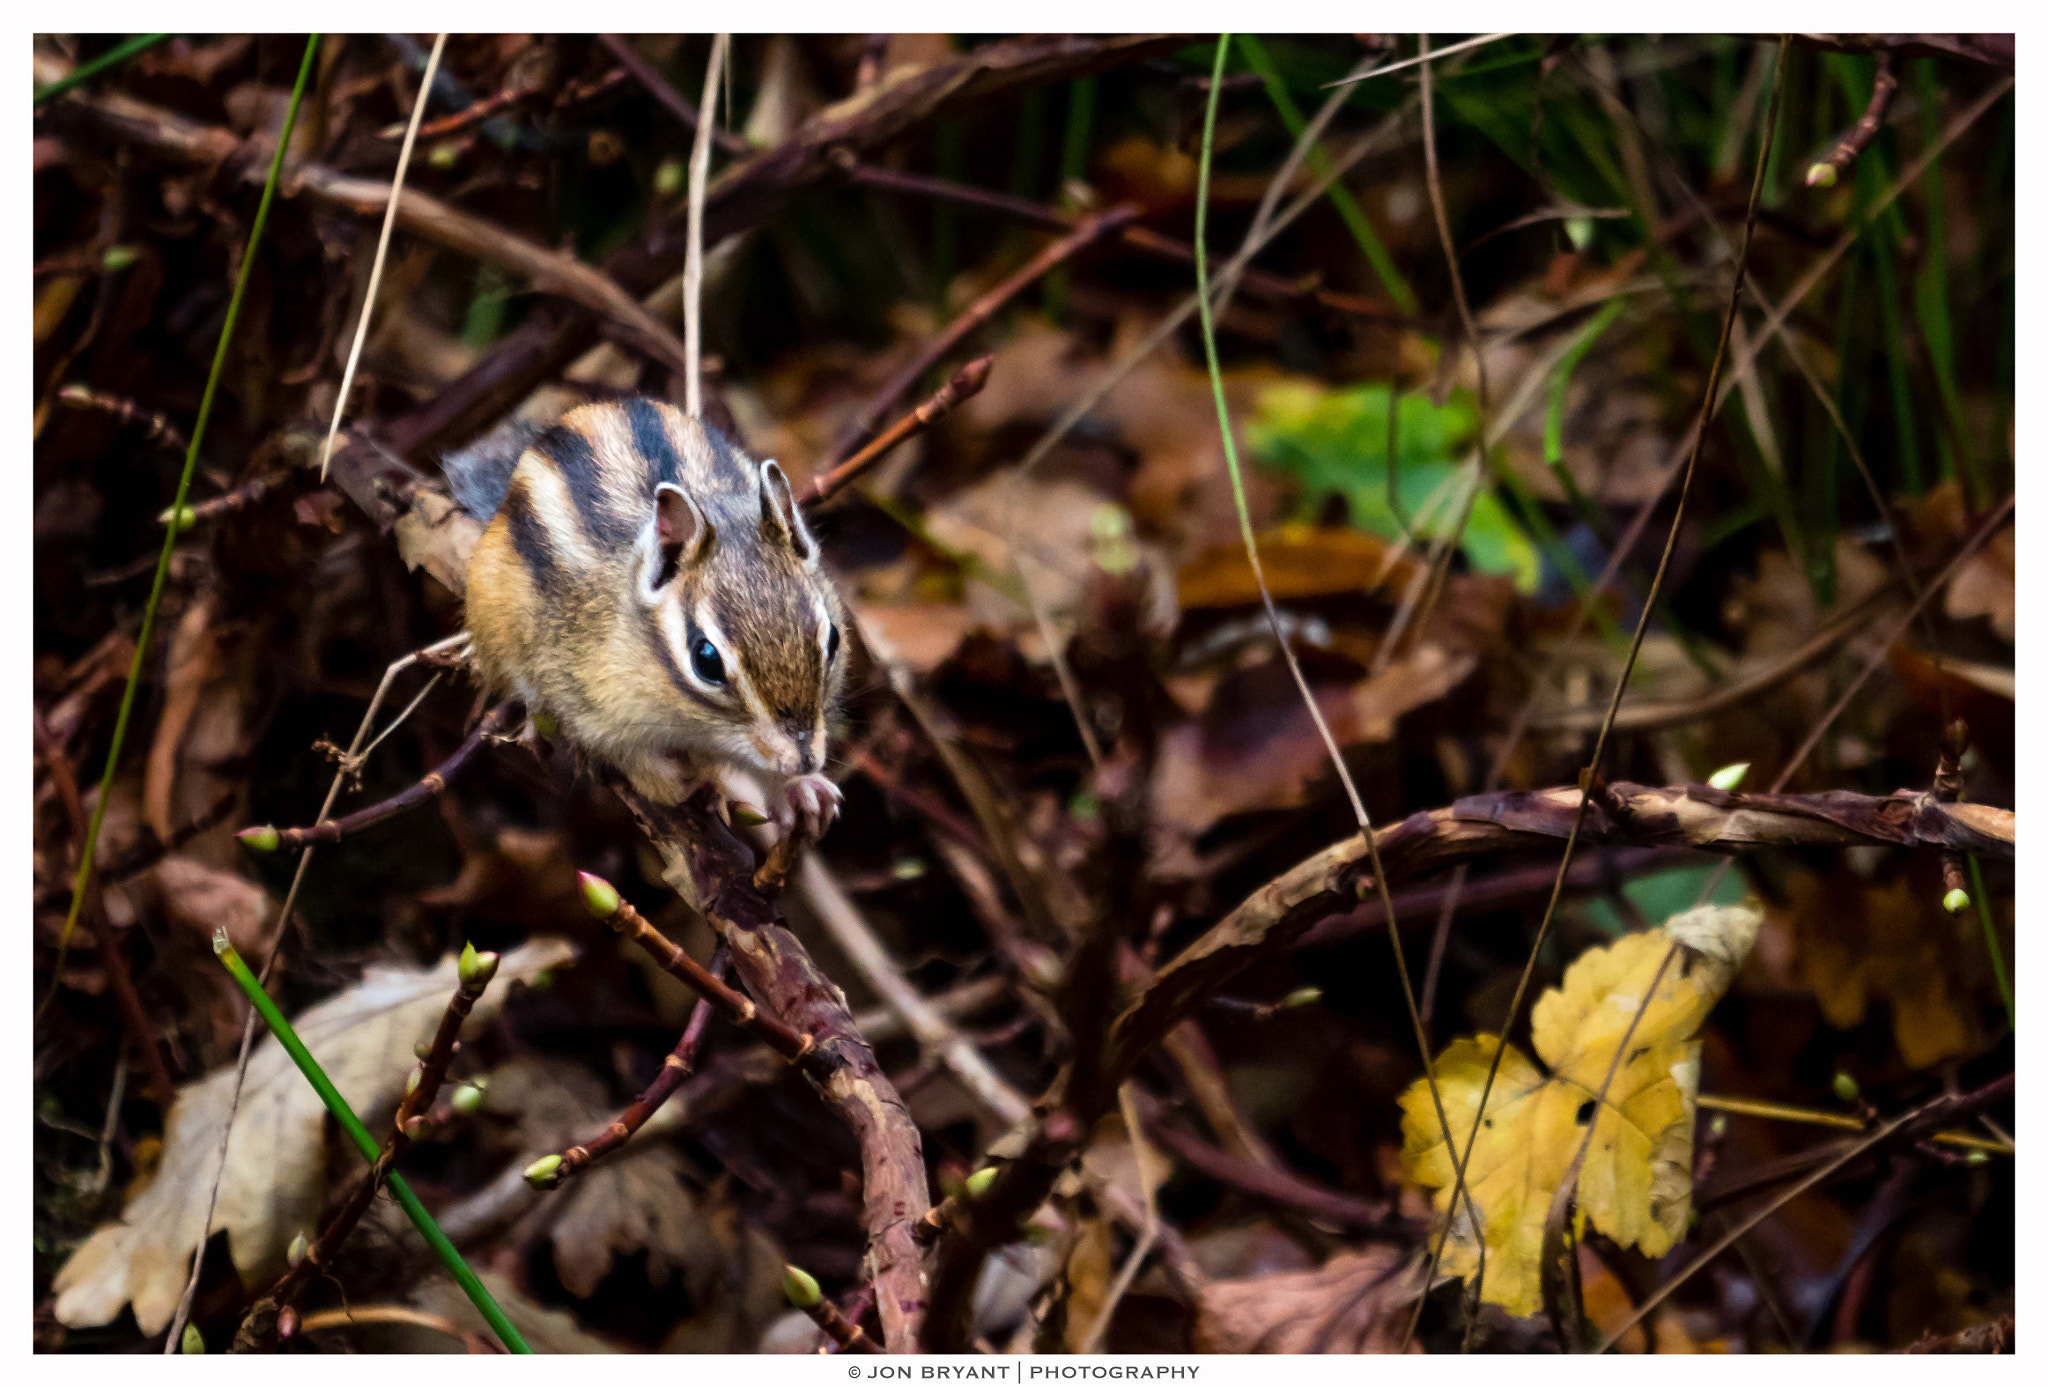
top-left (462, 399), bottom-right (845, 810)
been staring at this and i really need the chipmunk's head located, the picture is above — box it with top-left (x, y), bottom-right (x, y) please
top-left (633, 425), bottom-right (845, 783)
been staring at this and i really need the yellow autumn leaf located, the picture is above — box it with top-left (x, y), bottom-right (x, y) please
top-left (1398, 903), bottom-right (1761, 1318)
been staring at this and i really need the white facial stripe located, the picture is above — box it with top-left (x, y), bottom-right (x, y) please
top-left (654, 585), bottom-right (690, 679)
top-left (692, 598), bottom-right (765, 718)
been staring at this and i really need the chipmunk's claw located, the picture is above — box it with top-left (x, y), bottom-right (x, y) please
top-left (778, 774), bottom-right (841, 841)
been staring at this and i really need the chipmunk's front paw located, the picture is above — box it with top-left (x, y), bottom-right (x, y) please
top-left (778, 774), bottom-right (842, 841)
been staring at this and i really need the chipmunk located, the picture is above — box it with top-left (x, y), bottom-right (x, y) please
top-left (445, 397), bottom-right (846, 838)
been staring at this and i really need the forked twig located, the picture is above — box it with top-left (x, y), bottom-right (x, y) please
top-left (238, 703), bottom-right (514, 854)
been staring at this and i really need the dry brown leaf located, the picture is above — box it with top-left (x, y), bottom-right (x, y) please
top-left (1780, 867), bottom-right (1983, 1069)
top-left (142, 587), bottom-right (262, 850)
top-left (1061, 1215), bottom-right (1120, 1351)
top-left (1944, 524), bottom-right (2014, 643)
top-left (51, 939), bottom-right (574, 1335)
top-left (138, 856), bottom-right (274, 959)
top-left (854, 601), bottom-right (981, 675)
top-left (1191, 1247), bottom-right (1420, 1353)
top-left (1905, 482), bottom-right (2014, 644)
top-left (1150, 644), bottom-right (1474, 842)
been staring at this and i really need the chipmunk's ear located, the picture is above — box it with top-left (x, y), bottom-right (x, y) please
top-left (757, 459), bottom-right (816, 563)
top-left (647, 482), bottom-right (709, 593)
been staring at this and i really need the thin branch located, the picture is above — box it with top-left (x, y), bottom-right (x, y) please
top-left (831, 205), bottom-right (1137, 464)
top-left (805, 355), bottom-right (992, 507)
top-left (561, 873), bottom-right (823, 1091)
top-left (56, 382), bottom-right (190, 454)
top-left (237, 703), bottom-right (514, 854)
top-left (549, 948), bottom-right (726, 1184)
top-left (1324, 32), bottom-right (1515, 85)
top-left (1806, 51), bottom-right (1897, 188)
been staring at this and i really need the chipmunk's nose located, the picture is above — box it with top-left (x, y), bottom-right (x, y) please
top-left (780, 719), bottom-right (818, 775)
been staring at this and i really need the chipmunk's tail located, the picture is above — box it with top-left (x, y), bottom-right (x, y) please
top-left (439, 418), bottom-right (543, 521)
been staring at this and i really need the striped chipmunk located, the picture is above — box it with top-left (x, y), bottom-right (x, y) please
top-left (445, 397), bottom-right (847, 838)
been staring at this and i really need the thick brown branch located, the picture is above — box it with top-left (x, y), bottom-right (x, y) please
top-left (611, 786), bottom-right (932, 1352)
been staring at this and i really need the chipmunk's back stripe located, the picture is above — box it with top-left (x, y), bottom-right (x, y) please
top-left (534, 424), bottom-right (633, 547)
top-left (497, 479), bottom-right (556, 581)
top-left (625, 398), bottom-right (683, 491)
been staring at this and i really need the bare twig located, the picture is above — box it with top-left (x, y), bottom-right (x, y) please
top-left (804, 355), bottom-right (992, 506)
top-left (56, 382), bottom-right (190, 454)
top-left (1805, 51), bottom-right (1897, 187)
top-left (237, 704), bottom-right (514, 854)
top-left (566, 873), bottom-right (823, 1084)
top-left (831, 206), bottom-right (1138, 464)
top-left (552, 950), bottom-right (726, 1184)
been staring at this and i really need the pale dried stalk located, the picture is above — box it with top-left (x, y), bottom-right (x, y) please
top-left (321, 33), bottom-right (446, 480)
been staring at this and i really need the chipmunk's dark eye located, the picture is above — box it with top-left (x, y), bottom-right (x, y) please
top-left (691, 637), bottom-right (726, 686)
top-left (826, 623), bottom-right (841, 664)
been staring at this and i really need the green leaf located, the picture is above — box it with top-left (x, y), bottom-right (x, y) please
top-left (1247, 381), bottom-right (1541, 591)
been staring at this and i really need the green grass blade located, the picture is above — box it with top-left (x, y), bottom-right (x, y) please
top-left (41, 34), bottom-right (320, 1023)
top-left (1237, 34), bottom-right (1419, 315)
top-left (215, 941), bottom-right (532, 1355)
top-left (33, 33), bottom-right (171, 105)
top-left (1965, 857), bottom-right (2014, 1033)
